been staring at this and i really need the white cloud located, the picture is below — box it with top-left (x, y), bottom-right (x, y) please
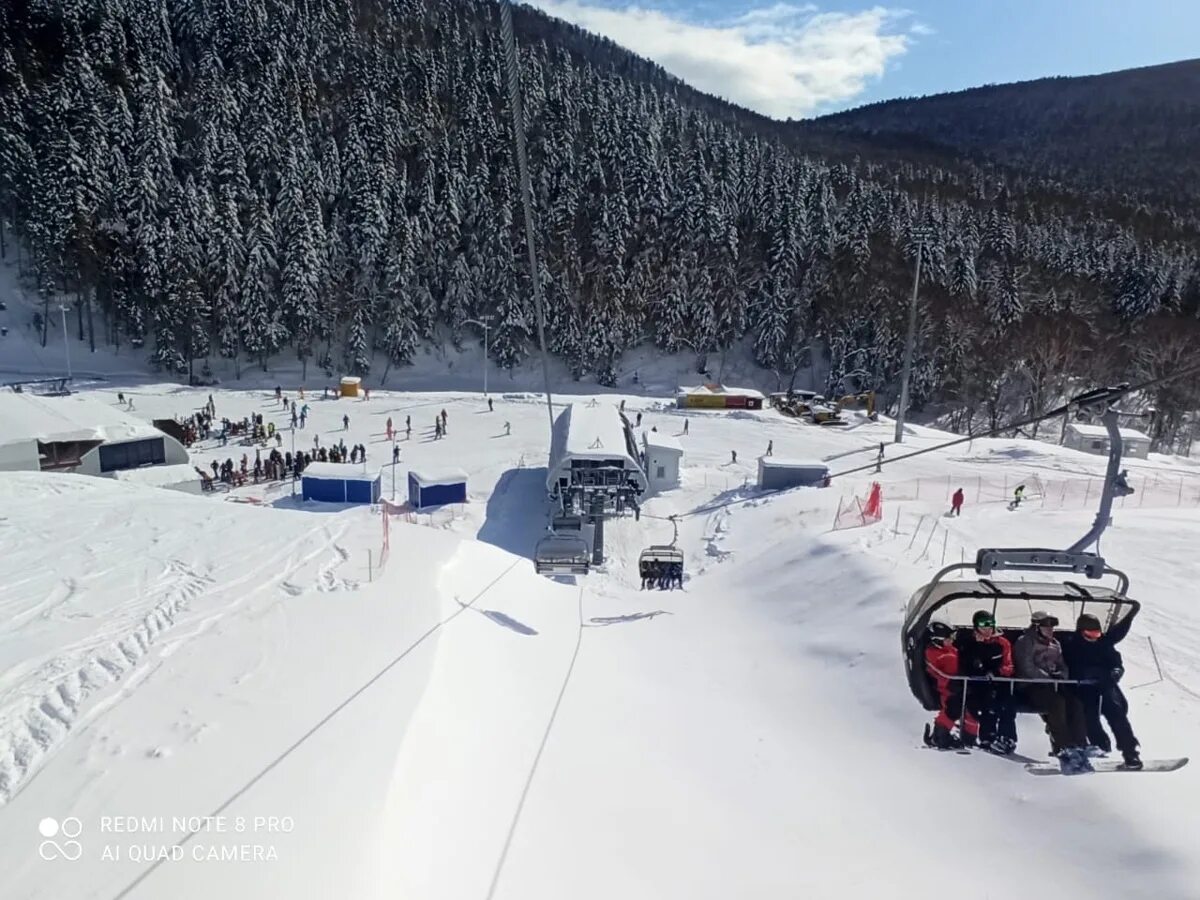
top-left (528, 2), bottom-right (915, 119)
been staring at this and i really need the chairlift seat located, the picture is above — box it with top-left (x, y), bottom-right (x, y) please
top-left (534, 534), bottom-right (591, 576)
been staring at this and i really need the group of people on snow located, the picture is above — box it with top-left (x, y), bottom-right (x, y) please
top-left (925, 609), bottom-right (1141, 771)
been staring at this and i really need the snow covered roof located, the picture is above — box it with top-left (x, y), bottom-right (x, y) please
top-left (677, 383), bottom-right (765, 399)
top-left (564, 403), bottom-right (632, 458)
top-left (340, 376), bottom-right (361, 386)
top-left (759, 457), bottom-right (829, 470)
top-left (1067, 423), bottom-right (1150, 441)
top-left (301, 462), bottom-right (378, 481)
top-left (409, 466), bottom-right (468, 486)
top-left (110, 464), bottom-right (199, 486)
top-left (643, 431), bottom-right (683, 453)
top-left (0, 391), bottom-right (164, 449)
top-left (547, 402), bottom-right (645, 492)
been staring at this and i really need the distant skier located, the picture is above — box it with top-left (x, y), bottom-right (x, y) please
top-left (683, 419), bottom-right (688, 435)
top-left (950, 488), bottom-right (964, 516)
top-left (766, 440), bottom-right (773, 456)
top-left (386, 418), bottom-right (393, 441)
top-left (504, 421), bottom-right (511, 436)
top-left (488, 398), bottom-right (494, 412)
top-left (343, 414), bottom-right (349, 431)
top-left (393, 445), bottom-right (400, 464)
top-left (1010, 484), bottom-right (1026, 509)
top-left (731, 450), bottom-right (737, 464)
top-left (636, 412), bottom-right (642, 426)
top-left (1063, 614), bottom-right (1142, 769)
top-left (117, 391), bottom-right (125, 405)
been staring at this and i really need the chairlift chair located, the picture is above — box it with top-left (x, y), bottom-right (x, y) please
top-left (901, 393), bottom-right (1143, 715)
top-left (638, 515), bottom-right (684, 584)
top-left (534, 533), bottom-right (591, 576)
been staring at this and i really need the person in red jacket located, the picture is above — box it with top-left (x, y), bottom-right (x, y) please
top-left (950, 487), bottom-right (964, 516)
top-left (924, 621), bottom-right (978, 749)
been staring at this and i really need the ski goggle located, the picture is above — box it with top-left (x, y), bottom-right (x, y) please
top-left (973, 619), bottom-right (995, 630)
top-left (1082, 628), bottom-right (1102, 640)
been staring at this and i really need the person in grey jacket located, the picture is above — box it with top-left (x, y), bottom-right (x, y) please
top-left (1014, 611), bottom-right (1091, 767)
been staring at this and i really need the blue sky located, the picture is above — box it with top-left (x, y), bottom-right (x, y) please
top-left (527, 0), bottom-right (1200, 120)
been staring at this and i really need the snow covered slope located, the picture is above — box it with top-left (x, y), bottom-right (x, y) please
top-left (0, 383), bottom-right (1198, 900)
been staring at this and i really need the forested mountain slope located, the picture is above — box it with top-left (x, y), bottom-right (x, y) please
top-left (0, 0), bottom-right (1197, 447)
top-left (810, 59), bottom-right (1200, 213)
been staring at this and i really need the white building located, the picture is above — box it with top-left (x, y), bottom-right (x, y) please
top-left (1064, 423), bottom-right (1151, 460)
top-left (0, 391), bottom-right (189, 476)
top-left (642, 431), bottom-right (683, 494)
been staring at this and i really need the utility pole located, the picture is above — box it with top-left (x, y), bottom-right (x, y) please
top-left (894, 227), bottom-right (933, 444)
top-left (462, 316), bottom-right (493, 397)
top-left (59, 305), bottom-right (72, 379)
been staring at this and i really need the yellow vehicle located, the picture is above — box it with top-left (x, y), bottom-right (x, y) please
top-left (836, 391), bottom-right (877, 420)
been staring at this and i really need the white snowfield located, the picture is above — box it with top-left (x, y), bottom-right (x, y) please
top-left (0, 383), bottom-right (1199, 900)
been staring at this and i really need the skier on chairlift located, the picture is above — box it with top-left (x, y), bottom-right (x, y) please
top-left (955, 610), bottom-right (1018, 755)
top-left (923, 621), bottom-right (975, 750)
top-left (1063, 613), bottom-right (1142, 769)
top-left (1015, 611), bottom-right (1093, 772)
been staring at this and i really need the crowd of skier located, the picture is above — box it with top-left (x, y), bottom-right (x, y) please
top-left (924, 609), bottom-right (1142, 772)
top-left (640, 560), bottom-right (684, 590)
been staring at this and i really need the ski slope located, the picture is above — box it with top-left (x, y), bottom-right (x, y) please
top-left (1, 383), bottom-right (1199, 900)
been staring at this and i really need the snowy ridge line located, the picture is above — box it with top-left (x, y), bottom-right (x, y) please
top-left (486, 584), bottom-right (585, 900)
top-left (111, 556), bottom-right (524, 900)
top-left (0, 526), bottom-right (337, 808)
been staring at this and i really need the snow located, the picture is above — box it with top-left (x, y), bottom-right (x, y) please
top-left (110, 463), bottom-right (199, 487)
top-left (300, 462), bottom-right (377, 481)
top-left (1068, 423), bottom-right (1151, 441)
top-left (0, 379), bottom-right (1199, 899)
top-left (409, 466), bottom-right (468, 487)
top-left (0, 391), bottom-right (162, 450)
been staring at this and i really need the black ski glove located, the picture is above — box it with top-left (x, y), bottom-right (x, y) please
top-left (1111, 666), bottom-right (1124, 683)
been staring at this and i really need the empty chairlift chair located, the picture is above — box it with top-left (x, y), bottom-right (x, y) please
top-left (534, 533), bottom-right (591, 576)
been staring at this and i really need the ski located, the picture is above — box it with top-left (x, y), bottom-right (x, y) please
top-left (1024, 757), bottom-right (1188, 776)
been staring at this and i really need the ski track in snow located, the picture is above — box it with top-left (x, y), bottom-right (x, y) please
top-left (0, 493), bottom-right (350, 807)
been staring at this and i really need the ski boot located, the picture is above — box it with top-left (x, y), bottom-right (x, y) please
top-left (1122, 749), bottom-right (1143, 770)
top-left (1084, 744), bottom-right (1110, 759)
top-left (1058, 747), bottom-right (1095, 775)
top-left (924, 723), bottom-right (963, 750)
top-left (987, 736), bottom-right (1017, 756)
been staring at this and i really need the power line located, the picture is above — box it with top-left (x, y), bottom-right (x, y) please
top-left (499, 0), bottom-right (556, 440)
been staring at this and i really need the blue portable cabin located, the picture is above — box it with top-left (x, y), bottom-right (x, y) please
top-left (301, 461), bottom-right (382, 504)
top-left (408, 466), bottom-right (468, 509)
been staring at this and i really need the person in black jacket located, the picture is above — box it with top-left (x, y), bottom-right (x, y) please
top-left (1062, 613), bottom-right (1142, 769)
top-left (953, 610), bottom-right (1018, 753)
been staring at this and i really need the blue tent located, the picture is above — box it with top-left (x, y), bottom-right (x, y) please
top-left (301, 462), bottom-right (381, 504)
top-left (408, 466), bottom-right (468, 509)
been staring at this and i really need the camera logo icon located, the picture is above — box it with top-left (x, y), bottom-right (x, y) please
top-left (38, 817), bottom-right (83, 861)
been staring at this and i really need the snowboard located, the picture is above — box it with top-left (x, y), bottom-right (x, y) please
top-left (1024, 757), bottom-right (1188, 776)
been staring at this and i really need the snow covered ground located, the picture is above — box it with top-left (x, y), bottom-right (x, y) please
top-left (1, 380), bottom-right (1199, 900)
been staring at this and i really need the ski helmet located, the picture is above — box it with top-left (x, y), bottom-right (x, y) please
top-left (927, 621), bottom-right (954, 644)
top-left (972, 609), bottom-right (996, 630)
